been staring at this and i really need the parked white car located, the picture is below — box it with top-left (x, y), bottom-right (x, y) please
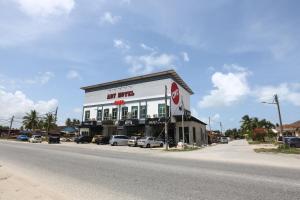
top-left (137, 137), bottom-right (164, 148)
top-left (109, 135), bottom-right (129, 146)
top-left (29, 135), bottom-right (42, 143)
top-left (220, 137), bottom-right (228, 144)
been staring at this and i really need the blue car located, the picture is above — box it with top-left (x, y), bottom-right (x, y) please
top-left (17, 135), bottom-right (29, 141)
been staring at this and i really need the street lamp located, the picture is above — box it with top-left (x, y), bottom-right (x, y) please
top-left (261, 94), bottom-right (283, 138)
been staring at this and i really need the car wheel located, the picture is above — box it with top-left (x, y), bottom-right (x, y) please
top-left (113, 142), bottom-right (117, 146)
top-left (160, 143), bottom-right (163, 147)
top-left (146, 144), bottom-right (150, 148)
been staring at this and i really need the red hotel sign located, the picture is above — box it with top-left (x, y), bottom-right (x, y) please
top-left (107, 91), bottom-right (135, 99)
top-left (114, 100), bottom-right (125, 105)
top-left (171, 82), bottom-right (180, 105)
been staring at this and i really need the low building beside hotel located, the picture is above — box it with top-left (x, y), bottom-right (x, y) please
top-left (79, 70), bottom-right (207, 146)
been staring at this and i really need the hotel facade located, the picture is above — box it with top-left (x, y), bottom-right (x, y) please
top-left (80, 70), bottom-right (207, 146)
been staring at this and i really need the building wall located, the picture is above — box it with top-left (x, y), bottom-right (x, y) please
top-left (82, 77), bottom-right (191, 121)
top-left (175, 121), bottom-right (207, 146)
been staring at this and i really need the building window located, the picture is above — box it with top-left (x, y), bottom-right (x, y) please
top-left (104, 109), bottom-right (109, 120)
top-left (158, 104), bottom-right (169, 118)
top-left (97, 110), bottom-right (102, 121)
top-left (112, 108), bottom-right (118, 120)
top-left (140, 105), bottom-right (147, 119)
top-left (122, 107), bottom-right (128, 120)
top-left (131, 106), bottom-right (138, 119)
top-left (85, 110), bottom-right (90, 121)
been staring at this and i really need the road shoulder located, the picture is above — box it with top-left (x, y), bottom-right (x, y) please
top-left (0, 165), bottom-right (65, 200)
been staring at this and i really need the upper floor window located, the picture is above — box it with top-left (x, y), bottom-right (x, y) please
top-left (131, 106), bottom-right (138, 119)
top-left (158, 104), bottom-right (169, 118)
top-left (140, 105), bottom-right (147, 119)
top-left (104, 109), bottom-right (109, 120)
top-left (112, 108), bottom-right (118, 120)
top-left (122, 107), bottom-right (128, 120)
top-left (85, 110), bottom-right (90, 121)
top-left (97, 110), bottom-right (102, 121)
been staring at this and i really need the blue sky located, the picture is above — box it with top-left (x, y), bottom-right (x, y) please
top-left (0, 0), bottom-right (300, 130)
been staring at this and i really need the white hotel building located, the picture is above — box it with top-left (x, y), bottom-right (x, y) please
top-left (80, 70), bottom-right (207, 146)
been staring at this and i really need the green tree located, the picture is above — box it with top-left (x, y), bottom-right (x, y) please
top-left (72, 118), bottom-right (80, 126)
top-left (65, 118), bottom-right (72, 127)
top-left (44, 113), bottom-right (57, 134)
top-left (23, 110), bottom-right (39, 132)
top-left (37, 119), bottom-right (45, 130)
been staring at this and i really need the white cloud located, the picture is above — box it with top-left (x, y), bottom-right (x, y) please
top-left (66, 70), bottom-right (81, 80)
top-left (181, 52), bottom-right (190, 62)
top-left (0, 1), bottom-right (73, 47)
top-left (254, 83), bottom-right (300, 106)
top-left (0, 88), bottom-right (58, 120)
top-left (140, 43), bottom-right (155, 52)
top-left (15, 0), bottom-right (75, 17)
top-left (113, 39), bottom-right (130, 50)
top-left (100, 12), bottom-right (121, 25)
top-left (25, 71), bottom-right (55, 85)
top-left (125, 53), bottom-right (177, 75)
top-left (199, 65), bottom-right (250, 108)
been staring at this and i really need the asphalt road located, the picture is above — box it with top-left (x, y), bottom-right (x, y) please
top-left (0, 140), bottom-right (300, 200)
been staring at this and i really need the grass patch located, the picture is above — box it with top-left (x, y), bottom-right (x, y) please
top-left (248, 140), bottom-right (273, 145)
top-left (254, 145), bottom-right (300, 154)
top-left (165, 146), bottom-right (201, 152)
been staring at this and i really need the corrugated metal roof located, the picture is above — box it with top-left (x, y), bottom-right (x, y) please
top-left (80, 69), bottom-right (194, 94)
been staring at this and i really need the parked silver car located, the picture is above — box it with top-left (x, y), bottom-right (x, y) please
top-left (109, 135), bottom-right (129, 146)
top-left (137, 137), bottom-right (164, 148)
top-left (128, 136), bottom-right (141, 147)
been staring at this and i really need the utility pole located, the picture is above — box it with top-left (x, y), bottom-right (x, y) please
top-left (209, 117), bottom-right (212, 133)
top-left (8, 116), bottom-right (14, 136)
top-left (220, 122), bottom-right (223, 135)
top-left (262, 94), bottom-right (283, 138)
top-left (181, 97), bottom-right (185, 146)
top-left (208, 117), bottom-right (212, 146)
top-left (274, 94), bottom-right (283, 137)
top-left (164, 85), bottom-right (168, 150)
top-left (54, 106), bottom-right (58, 123)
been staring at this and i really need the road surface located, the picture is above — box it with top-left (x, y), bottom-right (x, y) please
top-left (0, 140), bottom-right (300, 200)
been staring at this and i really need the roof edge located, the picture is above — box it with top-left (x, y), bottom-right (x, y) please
top-left (80, 69), bottom-right (194, 94)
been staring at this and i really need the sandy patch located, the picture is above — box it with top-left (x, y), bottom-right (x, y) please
top-left (0, 165), bottom-right (65, 200)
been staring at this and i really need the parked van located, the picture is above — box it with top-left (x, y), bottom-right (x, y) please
top-left (109, 135), bottom-right (129, 146)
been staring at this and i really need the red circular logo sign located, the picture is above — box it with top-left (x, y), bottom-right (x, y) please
top-left (171, 82), bottom-right (180, 105)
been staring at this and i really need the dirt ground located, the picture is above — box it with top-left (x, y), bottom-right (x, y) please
top-left (0, 165), bottom-right (65, 200)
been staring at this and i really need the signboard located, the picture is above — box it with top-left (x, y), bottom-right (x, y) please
top-left (171, 82), bottom-right (180, 105)
top-left (114, 100), bottom-right (125, 105)
top-left (107, 91), bottom-right (135, 99)
top-left (170, 82), bottom-right (184, 117)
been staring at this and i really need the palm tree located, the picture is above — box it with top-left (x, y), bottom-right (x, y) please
top-left (44, 113), bottom-right (56, 135)
top-left (240, 115), bottom-right (252, 134)
top-left (37, 119), bottom-right (45, 130)
top-left (65, 118), bottom-right (72, 127)
top-left (72, 119), bottom-right (80, 126)
top-left (23, 110), bottom-right (39, 132)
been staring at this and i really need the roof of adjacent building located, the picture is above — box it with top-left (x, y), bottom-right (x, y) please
top-left (173, 115), bottom-right (207, 125)
top-left (81, 69), bottom-right (194, 94)
top-left (282, 120), bottom-right (300, 129)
